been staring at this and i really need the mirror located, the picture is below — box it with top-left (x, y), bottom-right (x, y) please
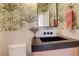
top-left (37, 3), bottom-right (58, 27)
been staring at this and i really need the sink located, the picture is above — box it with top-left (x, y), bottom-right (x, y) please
top-left (40, 37), bottom-right (68, 42)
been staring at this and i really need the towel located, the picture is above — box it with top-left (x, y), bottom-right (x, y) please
top-left (66, 9), bottom-right (74, 30)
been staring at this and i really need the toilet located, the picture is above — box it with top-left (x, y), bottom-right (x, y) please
top-left (8, 44), bottom-right (27, 56)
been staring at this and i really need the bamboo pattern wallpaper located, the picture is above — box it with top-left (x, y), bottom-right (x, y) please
top-left (0, 3), bottom-right (79, 31)
top-left (0, 3), bottom-right (37, 31)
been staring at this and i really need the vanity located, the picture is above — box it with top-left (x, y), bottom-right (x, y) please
top-left (32, 36), bottom-right (79, 56)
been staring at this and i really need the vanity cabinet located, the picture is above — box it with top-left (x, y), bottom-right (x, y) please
top-left (32, 47), bottom-right (79, 56)
top-left (32, 36), bottom-right (79, 56)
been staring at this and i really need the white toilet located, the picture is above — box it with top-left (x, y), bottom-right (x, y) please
top-left (8, 44), bottom-right (27, 56)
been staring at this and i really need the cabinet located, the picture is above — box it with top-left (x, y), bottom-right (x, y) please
top-left (32, 47), bottom-right (79, 56)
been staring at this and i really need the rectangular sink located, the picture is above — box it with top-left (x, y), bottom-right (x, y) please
top-left (40, 37), bottom-right (68, 42)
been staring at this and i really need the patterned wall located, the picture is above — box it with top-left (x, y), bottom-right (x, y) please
top-left (0, 3), bottom-right (79, 31)
top-left (58, 3), bottom-right (79, 30)
top-left (0, 3), bottom-right (37, 31)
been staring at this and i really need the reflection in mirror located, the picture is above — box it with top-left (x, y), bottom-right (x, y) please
top-left (38, 10), bottom-right (49, 27)
top-left (37, 3), bottom-right (49, 27)
top-left (37, 3), bottom-right (58, 27)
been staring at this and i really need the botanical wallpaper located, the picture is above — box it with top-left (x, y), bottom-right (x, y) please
top-left (0, 3), bottom-right (79, 31)
top-left (58, 3), bottom-right (79, 30)
top-left (0, 3), bottom-right (37, 31)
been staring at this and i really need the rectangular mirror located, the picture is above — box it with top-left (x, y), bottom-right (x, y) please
top-left (37, 3), bottom-right (58, 27)
top-left (38, 10), bottom-right (49, 27)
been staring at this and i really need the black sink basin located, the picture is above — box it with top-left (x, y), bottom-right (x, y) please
top-left (40, 37), bottom-right (67, 42)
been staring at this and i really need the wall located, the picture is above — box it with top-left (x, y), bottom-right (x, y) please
top-left (0, 32), bottom-right (8, 56)
top-left (58, 3), bottom-right (79, 39)
top-left (0, 3), bottom-right (36, 55)
top-left (0, 30), bottom-right (34, 55)
top-left (58, 3), bottom-right (79, 29)
top-left (60, 29), bottom-right (79, 40)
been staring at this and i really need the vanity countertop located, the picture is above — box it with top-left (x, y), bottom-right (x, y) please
top-left (32, 36), bottom-right (79, 52)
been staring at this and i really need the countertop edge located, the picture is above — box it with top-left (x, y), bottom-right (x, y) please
top-left (32, 39), bottom-right (79, 52)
